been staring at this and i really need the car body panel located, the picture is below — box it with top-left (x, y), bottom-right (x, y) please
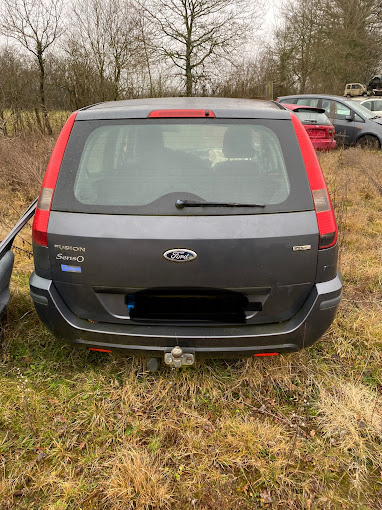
top-left (30, 270), bottom-right (342, 357)
top-left (0, 199), bottom-right (37, 318)
top-left (30, 98), bottom-right (342, 357)
top-left (360, 98), bottom-right (382, 116)
top-left (277, 94), bottom-right (382, 147)
top-left (308, 138), bottom-right (337, 150)
top-left (280, 104), bottom-right (336, 150)
top-left (367, 75), bottom-right (382, 96)
top-left (77, 97), bottom-right (290, 121)
top-left (344, 83), bottom-right (369, 97)
top-left (0, 251), bottom-right (14, 319)
top-left (46, 210), bottom-right (319, 325)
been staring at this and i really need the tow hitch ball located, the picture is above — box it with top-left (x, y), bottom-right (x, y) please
top-left (164, 346), bottom-right (195, 368)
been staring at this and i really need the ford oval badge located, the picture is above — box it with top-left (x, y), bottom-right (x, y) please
top-left (163, 249), bottom-right (197, 263)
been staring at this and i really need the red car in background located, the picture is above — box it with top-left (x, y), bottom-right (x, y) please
top-left (281, 103), bottom-right (336, 150)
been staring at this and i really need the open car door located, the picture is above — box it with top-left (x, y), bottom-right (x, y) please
top-left (0, 199), bottom-right (37, 318)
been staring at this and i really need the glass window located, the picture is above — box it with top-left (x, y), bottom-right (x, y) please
top-left (343, 99), bottom-right (375, 119)
top-left (322, 100), bottom-right (351, 120)
top-left (296, 98), bottom-right (319, 107)
top-left (294, 111), bottom-right (331, 125)
top-left (371, 100), bottom-right (382, 111)
top-left (362, 101), bottom-right (371, 110)
top-left (73, 122), bottom-right (290, 207)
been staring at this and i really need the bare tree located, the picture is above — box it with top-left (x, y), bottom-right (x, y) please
top-left (68, 0), bottom-right (144, 101)
top-left (106, 1), bottom-right (143, 100)
top-left (139, 0), bottom-right (264, 96)
top-left (266, 0), bottom-right (382, 95)
top-left (0, 47), bottom-right (35, 134)
top-left (321, 0), bottom-right (382, 89)
top-left (267, 0), bottom-right (325, 94)
top-left (50, 43), bottom-right (101, 109)
top-left (0, 0), bottom-right (64, 134)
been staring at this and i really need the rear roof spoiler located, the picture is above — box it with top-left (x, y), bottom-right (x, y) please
top-left (0, 198), bottom-right (37, 260)
top-left (292, 107), bottom-right (326, 114)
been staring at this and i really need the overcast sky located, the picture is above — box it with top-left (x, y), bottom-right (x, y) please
top-left (262, 0), bottom-right (278, 39)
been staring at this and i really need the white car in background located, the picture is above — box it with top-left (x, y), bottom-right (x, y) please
top-left (360, 98), bottom-right (382, 117)
top-left (344, 83), bottom-right (369, 97)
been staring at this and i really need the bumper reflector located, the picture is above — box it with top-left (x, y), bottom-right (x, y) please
top-left (253, 352), bottom-right (279, 357)
top-left (88, 348), bottom-right (112, 353)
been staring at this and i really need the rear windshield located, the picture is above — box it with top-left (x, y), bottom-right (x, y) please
top-left (294, 111), bottom-right (331, 125)
top-left (53, 119), bottom-right (313, 215)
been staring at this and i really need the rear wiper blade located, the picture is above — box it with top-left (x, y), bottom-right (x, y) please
top-left (175, 199), bottom-right (265, 209)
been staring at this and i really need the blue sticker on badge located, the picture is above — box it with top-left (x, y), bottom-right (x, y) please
top-left (61, 264), bottom-right (82, 273)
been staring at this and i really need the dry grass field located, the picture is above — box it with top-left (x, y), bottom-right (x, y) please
top-left (0, 137), bottom-right (381, 509)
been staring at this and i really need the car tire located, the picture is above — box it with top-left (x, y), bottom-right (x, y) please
top-left (346, 94), bottom-right (351, 98)
top-left (362, 92), bottom-right (367, 97)
top-left (356, 135), bottom-right (380, 150)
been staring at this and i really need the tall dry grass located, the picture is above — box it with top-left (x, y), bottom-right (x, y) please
top-left (0, 143), bottom-right (381, 509)
top-left (0, 135), bottom-right (54, 201)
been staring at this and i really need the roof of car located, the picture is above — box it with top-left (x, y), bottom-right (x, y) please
top-left (76, 97), bottom-right (292, 121)
top-left (277, 94), bottom-right (349, 101)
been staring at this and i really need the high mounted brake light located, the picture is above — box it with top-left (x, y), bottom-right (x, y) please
top-left (148, 109), bottom-right (215, 118)
top-left (32, 112), bottom-right (78, 247)
top-left (291, 113), bottom-right (337, 249)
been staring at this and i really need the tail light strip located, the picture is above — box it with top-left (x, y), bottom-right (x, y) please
top-left (32, 112), bottom-right (78, 246)
top-left (291, 113), bottom-right (337, 249)
top-left (148, 109), bottom-right (215, 118)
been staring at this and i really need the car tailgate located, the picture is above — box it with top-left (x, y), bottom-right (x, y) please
top-left (47, 210), bottom-right (319, 325)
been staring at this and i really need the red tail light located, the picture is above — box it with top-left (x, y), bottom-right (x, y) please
top-left (254, 352), bottom-right (279, 357)
top-left (88, 348), bottom-right (112, 353)
top-left (32, 112), bottom-right (78, 246)
top-left (148, 109), bottom-right (215, 118)
top-left (291, 113), bottom-right (337, 249)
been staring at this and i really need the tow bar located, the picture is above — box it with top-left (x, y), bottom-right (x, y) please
top-left (164, 346), bottom-right (195, 368)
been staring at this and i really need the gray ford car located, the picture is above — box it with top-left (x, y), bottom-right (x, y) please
top-left (27, 98), bottom-right (341, 367)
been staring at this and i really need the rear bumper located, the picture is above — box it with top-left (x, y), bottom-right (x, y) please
top-left (312, 139), bottom-right (336, 150)
top-left (29, 272), bottom-right (342, 358)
